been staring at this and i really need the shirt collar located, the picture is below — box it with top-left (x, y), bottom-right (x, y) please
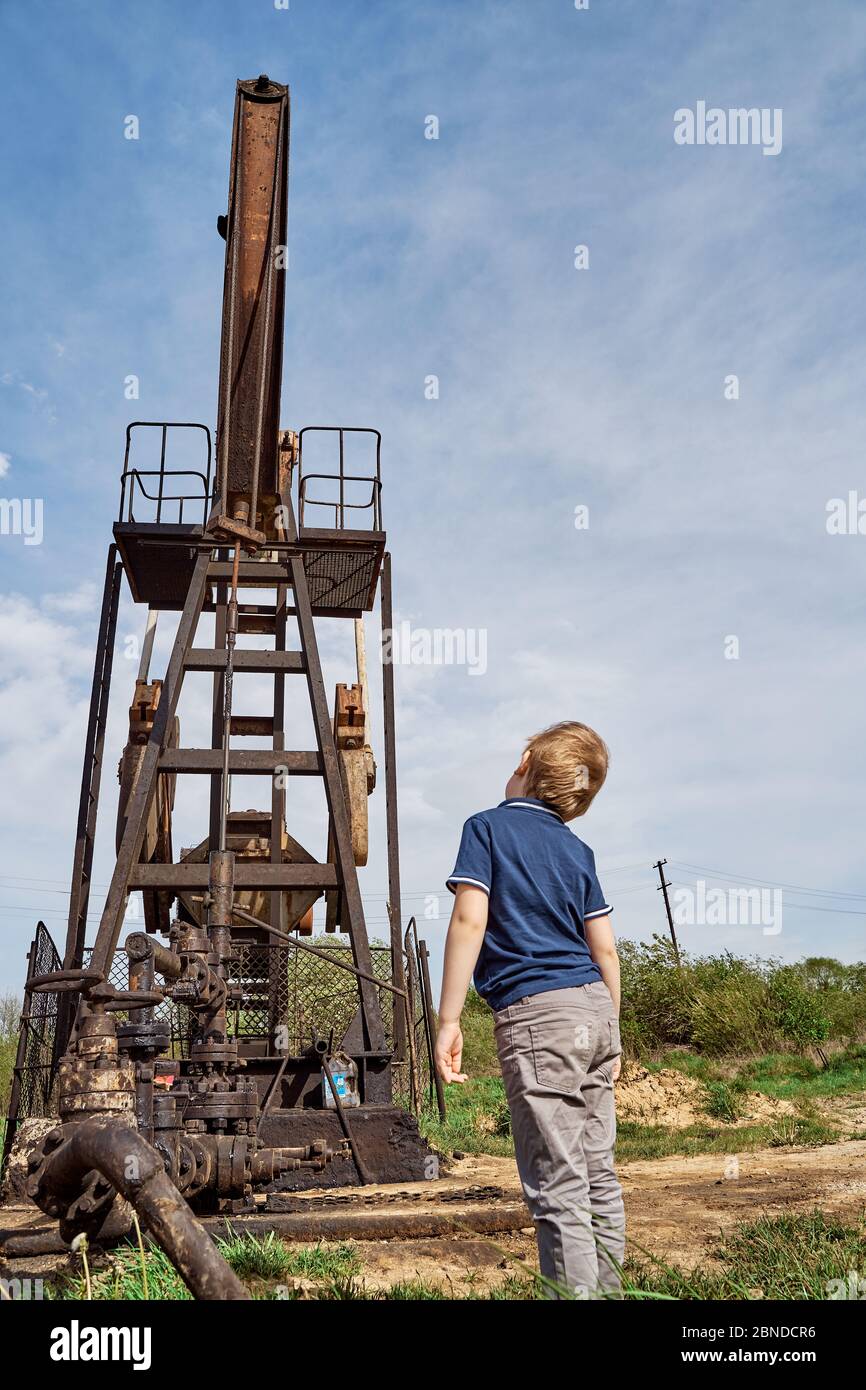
top-left (499, 797), bottom-right (563, 822)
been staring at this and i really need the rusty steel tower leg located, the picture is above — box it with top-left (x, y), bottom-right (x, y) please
top-left (89, 550), bottom-right (211, 979)
top-left (268, 580), bottom-right (290, 1041)
top-left (381, 553), bottom-right (408, 1062)
top-left (55, 547), bottom-right (122, 1059)
top-left (290, 551), bottom-right (386, 1055)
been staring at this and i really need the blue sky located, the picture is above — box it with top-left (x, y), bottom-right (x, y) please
top-left (2, 0), bottom-right (866, 993)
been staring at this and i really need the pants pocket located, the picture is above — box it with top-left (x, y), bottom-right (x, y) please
top-left (529, 1019), bottom-right (592, 1094)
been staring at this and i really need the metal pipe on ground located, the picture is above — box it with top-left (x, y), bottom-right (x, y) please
top-left (1, 1203), bottom-right (532, 1258)
top-left (26, 1114), bottom-right (249, 1301)
top-left (207, 1205), bottom-right (531, 1242)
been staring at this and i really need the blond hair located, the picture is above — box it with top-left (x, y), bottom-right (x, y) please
top-left (522, 721), bottom-right (609, 821)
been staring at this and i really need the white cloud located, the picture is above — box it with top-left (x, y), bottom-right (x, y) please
top-left (43, 584), bottom-right (99, 616)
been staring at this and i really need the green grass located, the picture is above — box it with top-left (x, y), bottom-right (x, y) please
top-left (50, 1234), bottom-right (362, 1301)
top-left (625, 1211), bottom-right (866, 1300)
top-left (50, 1240), bottom-right (193, 1301)
top-left (616, 1111), bottom-right (837, 1162)
top-left (459, 989), bottom-right (499, 1075)
top-left (419, 1066), bottom-right (842, 1163)
top-left (703, 1080), bottom-right (747, 1122)
top-left (737, 1047), bottom-right (866, 1102)
top-left (420, 1075), bottom-right (514, 1156)
top-left (217, 1230), bottom-right (361, 1283)
top-left (47, 1211), bottom-right (866, 1301)
top-left (649, 1044), bottom-right (866, 1102)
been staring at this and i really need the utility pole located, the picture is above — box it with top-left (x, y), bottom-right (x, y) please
top-left (654, 858), bottom-right (681, 964)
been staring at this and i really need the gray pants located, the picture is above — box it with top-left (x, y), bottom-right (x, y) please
top-left (494, 981), bottom-right (624, 1299)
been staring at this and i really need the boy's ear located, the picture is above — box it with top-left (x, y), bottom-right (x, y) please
top-left (516, 749), bottom-right (531, 775)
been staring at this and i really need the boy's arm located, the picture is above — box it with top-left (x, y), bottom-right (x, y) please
top-left (585, 913), bottom-right (622, 1080)
top-left (585, 912), bottom-right (620, 1011)
top-left (435, 885), bottom-right (489, 1084)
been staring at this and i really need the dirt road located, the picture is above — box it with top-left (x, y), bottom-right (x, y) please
top-left (4, 1136), bottom-right (866, 1295)
top-left (326, 1137), bottom-right (866, 1291)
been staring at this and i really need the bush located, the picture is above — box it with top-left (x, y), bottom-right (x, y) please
top-left (766, 968), bottom-right (830, 1048)
top-left (690, 972), bottom-right (772, 1055)
top-left (615, 939), bottom-right (862, 1058)
top-left (0, 993), bottom-right (21, 1118)
top-left (619, 937), bottom-right (694, 1054)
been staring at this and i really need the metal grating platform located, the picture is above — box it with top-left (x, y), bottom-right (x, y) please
top-left (113, 523), bottom-right (385, 614)
top-left (113, 522), bottom-right (206, 608)
top-left (300, 531), bottom-right (385, 613)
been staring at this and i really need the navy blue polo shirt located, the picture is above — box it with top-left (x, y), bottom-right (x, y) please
top-left (446, 798), bottom-right (612, 1011)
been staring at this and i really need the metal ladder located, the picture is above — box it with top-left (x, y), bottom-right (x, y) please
top-left (86, 540), bottom-right (386, 1054)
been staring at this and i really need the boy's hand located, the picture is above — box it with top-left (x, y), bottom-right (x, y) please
top-left (611, 1055), bottom-right (622, 1083)
top-left (435, 1020), bottom-right (467, 1084)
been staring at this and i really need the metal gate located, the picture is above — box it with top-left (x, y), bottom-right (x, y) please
top-left (2, 922), bottom-right (62, 1171)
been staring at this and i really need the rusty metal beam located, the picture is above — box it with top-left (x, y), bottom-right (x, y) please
top-left (216, 75), bottom-right (290, 515)
top-left (291, 552), bottom-right (386, 1053)
top-left (185, 648), bottom-right (305, 674)
top-left (55, 550), bottom-right (123, 1061)
top-left (1, 1203), bottom-right (532, 1257)
top-left (128, 862), bottom-right (337, 890)
top-left (206, 1205), bottom-right (531, 1242)
top-left (158, 748), bottom-right (320, 774)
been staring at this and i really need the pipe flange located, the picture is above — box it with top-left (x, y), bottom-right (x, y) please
top-left (177, 1135), bottom-right (213, 1198)
top-left (117, 1019), bottom-right (171, 1056)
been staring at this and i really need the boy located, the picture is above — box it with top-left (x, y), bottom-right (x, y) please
top-left (435, 721), bottom-right (623, 1299)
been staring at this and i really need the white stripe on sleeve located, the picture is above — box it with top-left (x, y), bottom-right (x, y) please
top-left (446, 876), bottom-right (491, 896)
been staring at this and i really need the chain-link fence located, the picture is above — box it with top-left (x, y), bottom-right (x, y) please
top-left (2, 922), bottom-right (62, 1168)
top-left (4, 923), bottom-right (438, 1168)
top-left (89, 936), bottom-right (397, 1059)
top-left (12, 922), bottom-right (61, 1121)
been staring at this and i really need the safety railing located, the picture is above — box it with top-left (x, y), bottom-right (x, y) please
top-left (117, 421), bottom-right (214, 526)
top-left (297, 426), bottom-right (382, 531)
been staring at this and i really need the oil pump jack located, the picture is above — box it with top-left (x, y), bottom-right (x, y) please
top-left (2, 76), bottom-right (432, 1298)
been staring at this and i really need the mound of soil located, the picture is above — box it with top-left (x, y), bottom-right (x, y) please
top-left (1, 1118), bottom-right (57, 1202)
top-left (616, 1066), bottom-right (794, 1129)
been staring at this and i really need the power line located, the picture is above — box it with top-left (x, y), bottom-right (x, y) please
top-left (666, 878), bottom-right (866, 918)
top-left (670, 860), bottom-right (866, 902)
